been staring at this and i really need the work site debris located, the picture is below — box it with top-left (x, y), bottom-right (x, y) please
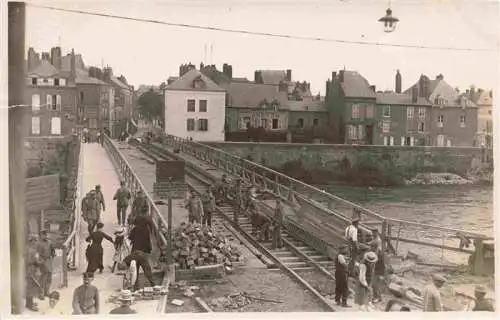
top-left (209, 292), bottom-right (282, 311)
top-left (160, 223), bottom-right (244, 270)
top-left (171, 299), bottom-right (184, 306)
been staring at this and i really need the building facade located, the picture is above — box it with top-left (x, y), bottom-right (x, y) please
top-left (468, 88), bottom-right (493, 147)
top-left (25, 48), bottom-right (78, 136)
top-left (405, 74), bottom-right (478, 147)
top-left (165, 69), bottom-right (226, 141)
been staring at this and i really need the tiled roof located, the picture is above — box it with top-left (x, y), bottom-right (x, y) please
top-left (27, 60), bottom-right (59, 77)
top-left (232, 77), bottom-right (250, 83)
top-left (339, 71), bottom-right (376, 98)
top-left (166, 69), bottom-right (225, 92)
top-left (258, 70), bottom-right (287, 85)
top-left (58, 69), bottom-right (108, 85)
top-left (227, 82), bottom-right (287, 108)
top-left (471, 90), bottom-right (493, 106)
top-left (111, 75), bottom-right (130, 90)
top-left (376, 92), bottom-right (430, 105)
top-left (284, 100), bottom-right (327, 112)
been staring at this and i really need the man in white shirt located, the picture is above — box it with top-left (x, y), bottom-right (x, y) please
top-left (355, 251), bottom-right (378, 311)
top-left (345, 218), bottom-right (360, 276)
top-left (422, 274), bottom-right (446, 312)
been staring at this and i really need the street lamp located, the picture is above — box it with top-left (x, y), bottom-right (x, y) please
top-left (378, 8), bottom-right (399, 33)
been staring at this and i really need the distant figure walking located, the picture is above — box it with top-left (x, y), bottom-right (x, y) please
top-left (185, 191), bottom-right (203, 224)
top-left (82, 190), bottom-right (100, 235)
top-left (95, 185), bottom-right (106, 222)
top-left (85, 222), bottom-right (114, 274)
top-left (129, 190), bottom-right (148, 225)
top-left (201, 187), bottom-right (216, 227)
top-left (111, 227), bottom-right (131, 273)
top-left (37, 229), bottom-right (56, 299)
top-left (72, 272), bottom-right (99, 315)
top-left (113, 181), bottom-right (131, 226)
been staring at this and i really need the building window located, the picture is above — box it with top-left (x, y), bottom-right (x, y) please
top-left (382, 121), bottom-right (390, 133)
top-left (31, 94), bottom-right (40, 111)
top-left (383, 105), bottom-right (391, 118)
top-left (54, 94), bottom-right (61, 111)
top-left (365, 104), bottom-right (374, 118)
top-left (437, 134), bottom-right (445, 147)
top-left (419, 108), bottom-right (426, 118)
top-left (261, 119), bottom-right (267, 128)
top-left (298, 118), bottom-right (304, 129)
top-left (313, 118), bottom-right (319, 126)
top-left (242, 117), bottom-right (251, 129)
top-left (51, 117), bottom-right (61, 135)
top-left (351, 104), bottom-right (360, 119)
top-left (198, 118), bottom-right (208, 131)
top-left (348, 125), bottom-right (358, 140)
top-left (383, 136), bottom-right (394, 146)
top-left (89, 118), bottom-right (97, 129)
top-left (60, 78), bottom-right (66, 86)
top-left (187, 118), bottom-right (195, 131)
top-left (460, 115), bottom-right (466, 128)
top-left (199, 100), bottom-right (207, 112)
top-left (78, 106), bottom-right (84, 116)
top-left (437, 115), bottom-right (444, 127)
top-left (32, 78), bottom-right (37, 85)
top-left (187, 99), bottom-right (195, 112)
top-left (272, 118), bottom-right (279, 129)
top-left (43, 78), bottom-right (48, 83)
top-left (406, 107), bottom-right (414, 119)
top-left (80, 92), bottom-right (84, 102)
top-left (418, 122), bottom-right (425, 133)
top-left (54, 78), bottom-right (60, 86)
top-left (31, 116), bottom-right (40, 135)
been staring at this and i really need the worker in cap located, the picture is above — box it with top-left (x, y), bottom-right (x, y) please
top-left (345, 217), bottom-right (360, 277)
top-left (72, 272), bottom-right (99, 314)
top-left (113, 180), bottom-right (132, 226)
top-left (464, 285), bottom-right (494, 311)
top-left (423, 274), bottom-right (446, 312)
top-left (335, 244), bottom-right (351, 307)
top-left (37, 228), bottom-right (56, 299)
top-left (26, 233), bottom-right (42, 311)
top-left (355, 251), bottom-right (378, 311)
top-left (109, 290), bottom-right (137, 314)
top-left (94, 185), bottom-right (106, 221)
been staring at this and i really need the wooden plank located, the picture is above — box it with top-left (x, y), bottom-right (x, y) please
top-left (25, 174), bottom-right (60, 212)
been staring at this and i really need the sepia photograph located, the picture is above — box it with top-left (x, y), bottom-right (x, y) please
top-left (4, 0), bottom-right (498, 316)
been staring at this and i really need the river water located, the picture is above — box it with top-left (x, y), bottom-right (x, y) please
top-left (321, 184), bottom-right (494, 265)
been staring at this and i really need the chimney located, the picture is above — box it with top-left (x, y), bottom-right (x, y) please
top-left (88, 67), bottom-right (96, 78)
top-left (306, 83), bottom-right (310, 91)
top-left (436, 74), bottom-right (444, 80)
top-left (332, 72), bottom-right (337, 82)
top-left (27, 47), bottom-right (37, 71)
top-left (395, 69), bottom-right (402, 93)
top-left (370, 85), bottom-right (376, 92)
top-left (254, 71), bottom-right (263, 84)
top-left (34, 53), bottom-right (40, 64)
top-left (41, 52), bottom-right (50, 61)
top-left (411, 86), bottom-right (418, 103)
top-left (286, 69), bottom-right (292, 82)
top-left (339, 70), bottom-right (345, 83)
top-left (325, 80), bottom-right (330, 98)
top-left (50, 46), bottom-right (62, 70)
top-left (470, 86), bottom-right (476, 97)
top-left (222, 63), bottom-right (232, 80)
top-left (103, 67), bottom-right (113, 82)
top-left (69, 49), bottom-right (76, 84)
top-left (200, 62), bottom-right (204, 70)
top-left (95, 68), bottom-right (102, 80)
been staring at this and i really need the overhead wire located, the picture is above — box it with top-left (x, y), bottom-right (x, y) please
top-left (27, 3), bottom-right (494, 52)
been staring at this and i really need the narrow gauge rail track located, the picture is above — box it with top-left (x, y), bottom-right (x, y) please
top-left (135, 142), bottom-right (338, 312)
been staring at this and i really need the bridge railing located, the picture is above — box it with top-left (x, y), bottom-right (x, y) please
top-left (162, 135), bottom-right (491, 264)
top-left (61, 137), bottom-right (82, 287)
top-left (103, 135), bottom-right (168, 257)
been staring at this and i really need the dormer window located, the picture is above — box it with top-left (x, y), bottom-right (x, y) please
top-left (193, 77), bottom-right (205, 89)
top-left (54, 78), bottom-right (60, 86)
top-left (32, 78), bottom-right (37, 85)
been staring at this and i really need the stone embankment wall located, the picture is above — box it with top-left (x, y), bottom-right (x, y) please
top-left (203, 142), bottom-right (493, 186)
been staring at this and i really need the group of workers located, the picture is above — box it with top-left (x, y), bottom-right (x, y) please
top-left (339, 216), bottom-right (495, 312)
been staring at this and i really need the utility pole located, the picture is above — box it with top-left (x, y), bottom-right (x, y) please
top-left (8, 2), bottom-right (27, 314)
top-left (166, 177), bottom-right (174, 282)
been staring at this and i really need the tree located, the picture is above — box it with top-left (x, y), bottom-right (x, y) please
top-left (137, 89), bottom-right (164, 121)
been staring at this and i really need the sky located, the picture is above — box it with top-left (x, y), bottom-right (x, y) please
top-left (25, 0), bottom-right (499, 94)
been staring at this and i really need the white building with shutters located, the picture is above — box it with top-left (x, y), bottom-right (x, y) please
top-left (164, 68), bottom-right (226, 141)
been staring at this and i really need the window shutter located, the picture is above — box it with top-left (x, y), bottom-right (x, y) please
top-left (410, 137), bottom-right (415, 146)
top-left (383, 136), bottom-right (388, 145)
top-left (31, 117), bottom-right (40, 135)
top-left (31, 94), bottom-right (40, 111)
top-left (205, 119), bottom-right (209, 131)
top-left (197, 119), bottom-right (201, 131)
top-left (401, 137), bottom-right (405, 146)
top-left (56, 95), bottom-right (62, 108)
top-left (46, 94), bottom-right (52, 108)
top-left (390, 136), bottom-right (394, 146)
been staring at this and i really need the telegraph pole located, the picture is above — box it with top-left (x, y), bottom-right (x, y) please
top-left (8, 2), bottom-right (27, 314)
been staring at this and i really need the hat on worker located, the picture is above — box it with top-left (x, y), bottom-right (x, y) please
top-left (364, 251), bottom-right (378, 263)
top-left (352, 217), bottom-right (360, 223)
top-left (114, 227), bottom-right (126, 236)
top-left (475, 285), bottom-right (487, 294)
top-left (83, 272), bottom-right (94, 279)
top-left (431, 274), bottom-right (447, 283)
top-left (118, 290), bottom-right (134, 301)
top-left (48, 291), bottom-right (60, 300)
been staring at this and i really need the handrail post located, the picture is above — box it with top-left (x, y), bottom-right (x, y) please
top-left (62, 245), bottom-right (68, 288)
top-left (381, 219), bottom-right (388, 255)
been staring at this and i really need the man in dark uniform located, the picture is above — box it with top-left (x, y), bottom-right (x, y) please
top-left (72, 272), bottom-right (99, 314)
top-left (335, 245), bottom-right (350, 307)
top-left (257, 212), bottom-right (271, 242)
top-left (37, 230), bottom-right (56, 299)
top-left (113, 180), bottom-right (131, 226)
top-left (131, 190), bottom-right (148, 219)
top-left (272, 198), bottom-right (284, 249)
top-left (26, 234), bottom-right (42, 311)
top-left (83, 190), bottom-right (100, 234)
top-left (201, 186), bottom-right (216, 227)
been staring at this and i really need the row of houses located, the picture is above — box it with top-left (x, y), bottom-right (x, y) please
top-left (25, 47), bottom-right (135, 137)
top-left (163, 63), bottom-right (493, 147)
